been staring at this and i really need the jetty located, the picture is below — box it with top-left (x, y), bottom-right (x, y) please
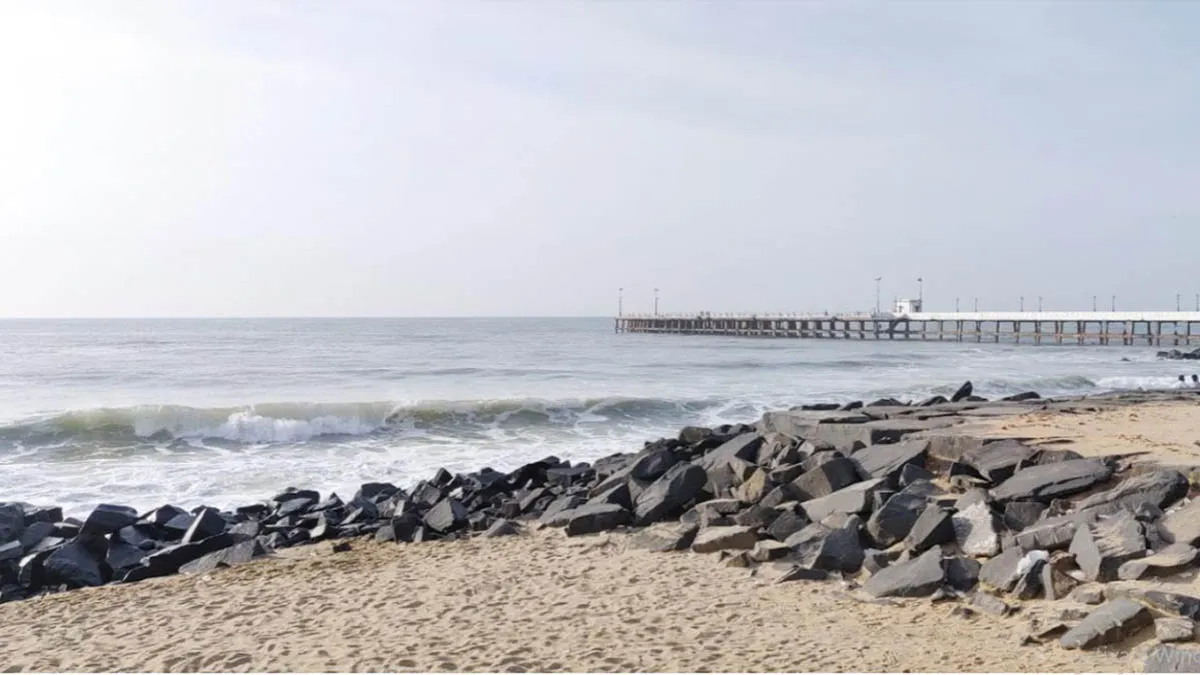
top-left (615, 299), bottom-right (1200, 346)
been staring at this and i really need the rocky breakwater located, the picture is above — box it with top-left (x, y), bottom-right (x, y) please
top-left (8, 385), bottom-right (1200, 670)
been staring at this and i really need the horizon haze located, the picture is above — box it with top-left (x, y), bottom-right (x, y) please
top-left (2, 1), bottom-right (1198, 318)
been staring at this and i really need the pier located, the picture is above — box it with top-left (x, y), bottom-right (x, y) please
top-left (615, 309), bottom-right (1200, 346)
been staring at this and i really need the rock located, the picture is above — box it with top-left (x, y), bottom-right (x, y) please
top-left (275, 498), bottom-right (314, 518)
top-left (0, 541), bottom-right (22, 562)
top-left (945, 556), bottom-right (981, 591)
top-left (545, 465), bottom-right (594, 488)
top-left (17, 521), bottom-right (55, 552)
top-left (630, 448), bottom-right (681, 482)
top-left (732, 470), bottom-right (773, 504)
top-left (722, 551), bottom-right (753, 568)
top-left (1003, 502), bottom-right (1047, 532)
top-left (768, 464), bottom-right (806, 485)
top-left (483, 519), bottom-right (519, 538)
top-left (629, 523), bottom-right (698, 552)
top-left (851, 441), bottom-right (929, 486)
top-left (698, 433), bottom-right (764, 471)
top-left (1003, 391), bottom-right (1042, 402)
top-left (800, 478), bottom-right (887, 523)
top-left (866, 489), bottom-right (927, 548)
top-left (775, 566), bottom-right (829, 583)
top-left (756, 433), bottom-right (800, 467)
top-left (43, 538), bottom-right (109, 588)
top-left (863, 547), bottom-right (944, 598)
top-left (863, 548), bottom-right (891, 575)
top-left (790, 457), bottom-right (861, 501)
top-left (811, 524), bottom-right (865, 573)
top-left (1121, 589), bottom-right (1200, 621)
top-left (952, 502), bottom-right (1001, 557)
top-left (588, 482), bottom-right (633, 511)
top-left (969, 591), bottom-right (1011, 616)
top-left (0, 504), bottom-right (24, 543)
top-left (954, 488), bottom-right (991, 511)
top-left (1163, 499), bottom-right (1200, 547)
top-left (564, 503), bottom-right (631, 537)
top-left (1118, 542), bottom-right (1198, 580)
top-left (182, 508), bottom-right (226, 545)
top-left (18, 549), bottom-right (53, 588)
top-left (423, 499), bottom-right (469, 533)
top-left (904, 505), bottom-right (955, 553)
top-left (1078, 470), bottom-right (1189, 518)
top-left (81, 504), bottom-right (138, 537)
top-left (1072, 584), bottom-right (1106, 605)
top-left (1015, 513), bottom-right (1089, 552)
top-left (105, 541), bottom-right (146, 571)
top-left (765, 509), bottom-right (810, 542)
top-left (917, 395), bottom-right (948, 407)
top-left (1059, 599), bottom-right (1152, 650)
top-left (750, 539), bottom-right (793, 562)
top-left (691, 526), bottom-right (759, 554)
top-left (1158, 618), bottom-right (1198, 643)
top-left (950, 381), bottom-right (973, 403)
top-left (23, 505), bottom-right (62, 525)
top-left (539, 494), bottom-right (585, 527)
top-left (633, 462), bottom-right (707, 526)
top-left (1069, 511), bottom-right (1147, 582)
top-left (979, 547), bottom-right (1025, 592)
top-left (962, 440), bottom-right (1037, 483)
top-left (898, 464), bottom-right (935, 488)
top-left (1146, 644), bottom-right (1200, 672)
top-left (1040, 560), bottom-right (1079, 601)
top-left (990, 460), bottom-right (1113, 504)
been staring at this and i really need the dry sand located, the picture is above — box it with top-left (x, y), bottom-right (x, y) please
top-left (4, 400), bottom-right (1200, 672)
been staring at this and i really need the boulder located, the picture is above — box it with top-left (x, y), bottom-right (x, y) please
top-left (354, 482), bottom-right (398, 503)
top-left (1145, 645), bottom-right (1200, 673)
top-left (810, 524), bottom-right (865, 573)
top-left (863, 548), bottom-right (944, 598)
top-left (733, 504), bottom-right (777, 529)
top-left (539, 494), bottom-right (585, 526)
top-left (1059, 599), bottom-right (1152, 650)
top-left (952, 502), bottom-right (1001, 557)
top-left (0, 504), bottom-right (24, 543)
top-left (1040, 559), bottom-right (1080, 601)
top-left (990, 460), bottom-right (1113, 504)
top-left (1072, 584), bottom-right (1106, 605)
top-left (424, 499), bottom-right (469, 533)
top-left (969, 591), bottom-right (1011, 616)
top-left (979, 547), bottom-right (1025, 592)
top-left (628, 523), bottom-right (698, 552)
top-left (483, 519), bottom-right (520, 538)
top-left (768, 464), bottom-right (806, 485)
top-left (630, 448), bottom-right (680, 482)
top-left (105, 541), bottom-right (146, 571)
top-left (0, 541), bottom-right (22, 562)
top-left (898, 464), bottom-right (934, 488)
top-left (275, 498), bottom-right (315, 518)
top-left (904, 505), bottom-right (955, 553)
top-left (43, 538), bottom-right (109, 588)
top-left (691, 526), bottom-right (759, 554)
top-left (1077, 470), bottom-right (1189, 518)
top-left (750, 539), bottom-right (793, 563)
top-left (800, 478), bottom-right (887, 523)
top-left (790, 457), bottom-right (861, 502)
top-left (866, 489), bottom-right (928, 548)
top-left (18, 521), bottom-right (55, 553)
top-left (1123, 590), bottom-right (1200, 621)
top-left (564, 503), bottom-right (631, 537)
top-left (1164, 499), bottom-right (1200, 547)
top-left (851, 441), bottom-right (930, 486)
top-left (633, 463), bottom-right (707, 526)
top-left (182, 508), bottom-right (227, 545)
top-left (1016, 513), bottom-right (1090, 552)
top-left (732, 470), bottom-right (773, 504)
top-left (588, 482), bottom-right (633, 511)
top-left (945, 556), bottom-right (981, 592)
top-left (81, 504), bottom-right (139, 537)
top-left (765, 509), bottom-right (810, 542)
top-left (1118, 543), bottom-right (1197, 580)
top-left (1069, 511), bottom-right (1147, 582)
top-left (1002, 502), bottom-right (1047, 532)
top-left (697, 433), bottom-right (763, 471)
top-left (961, 440), bottom-right (1037, 483)
top-left (23, 505), bottom-right (63, 525)
top-left (1158, 618), bottom-right (1197, 644)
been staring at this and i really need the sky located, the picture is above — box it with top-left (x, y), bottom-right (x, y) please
top-left (1, 1), bottom-right (1199, 318)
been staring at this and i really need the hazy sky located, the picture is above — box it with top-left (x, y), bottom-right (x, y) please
top-left (2, 1), bottom-right (1198, 317)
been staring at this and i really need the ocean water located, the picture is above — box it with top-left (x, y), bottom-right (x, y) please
top-left (0, 317), bottom-right (1189, 516)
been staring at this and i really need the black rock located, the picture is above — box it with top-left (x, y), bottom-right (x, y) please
top-left (424, 499), bottom-right (469, 533)
top-left (484, 519), bottom-right (520, 538)
top-left (0, 504), bottom-right (24, 544)
top-left (539, 494), bottom-right (585, 527)
top-left (143, 505), bottom-right (188, 529)
top-left (308, 513), bottom-right (332, 541)
top-left (0, 541), bottom-right (22, 562)
top-left (183, 508), bottom-right (227, 545)
top-left (733, 504), bottom-right (778, 529)
top-left (945, 556), bottom-right (981, 592)
top-left (235, 504), bottom-right (271, 521)
top-left (1003, 502), bottom-right (1047, 532)
top-left (1069, 511), bottom-right (1147, 582)
top-left (546, 465), bottom-right (595, 488)
top-left (979, 547), bottom-right (1025, 592)
top-left (163, 513), bottom-right (195, 536)
top-left (44, 537), bottom-right (110, 588)
top-left (1076, 470), bottom-right (1189, 519)
top-left (791, 457), bottom-right (861, 502)
top-left (697, 433), bottom-right (764, 471)
top-left (272, 488), bottom-right (320, 505)
top-left (800, 478), bottom-right (887, 523)
top-left (811, 522), bottom-right (865, 573)
top-left (178, 550), bottom-right (226, 575)
top-left (866, 490), bottom-right (928, 548)
top-left (106, 541), bottom-right (147, 571)
top-left (765, 509), bottom-right (810, 542)
top-left (354, 483), bottom-right (399, 504)
top-left (517, 487), bottom-right (550, 515)
top-left (633, 462), bottom-right (707, 526)
top-left (392, 513), bottom-right (423, 542)
top-left (1002, 391), bottom-right (1041, 402)
top-left (630, 447), bottom-right (681, 482)
top-left (1119, 543), bottom-right (1199, 580)
top-left (23, 505), bottom-right (63, 525)
top-left (864, 547), bottom-right (945, 598)
top-left (898, 463), bottom-right (935, 488)
top-left (851, 441), bottom-right (929, 487)
top-left (17, 521), bottom-right (55, 552)
top-left (275, 498), bottom-right (316, 518)
top-left (917, 395), bottom-right (949, 407)
top-left (904, 505), bottom-right (956, 553)
top-left (81, 504), bottom-right (138, 537)
top-left (1059, 599), bottom-right (1153, 650)
top-left (431, 468), bottom-right (457, 488)
top-left (962, 440), bottom-right (1036, 484)
top-left (311, 494), bottom-right (345, 513)
top-left (135, 532), bottom-right (235, 578)
top-left (588, 482), bottom-right (633, 511)
top-left (950, 381), bottom-right (973, 403)
top-left (1015, 513), bottom-right (1089, 552)
top-left (990, 459), bottom-right (1113, 504)
top-left (564, 503), bottom-right (631, 537)
top-left (52, 521), bottom-right (81, 539)
top-left (629, 523), bottom-right (699, 552)
top-left (18, 548), bottom-right (54, 588)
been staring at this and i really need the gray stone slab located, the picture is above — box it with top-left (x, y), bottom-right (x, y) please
top-left (1059, 598), bottom-right (1152, 650)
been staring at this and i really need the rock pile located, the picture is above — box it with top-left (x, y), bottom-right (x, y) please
top-left (5, 385), bottom-right (1200, 666)
top-left (1158, 348), bottom-right (1200, 361)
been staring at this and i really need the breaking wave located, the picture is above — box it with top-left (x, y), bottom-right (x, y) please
top-left (0, 397), bottom-right (722, 448)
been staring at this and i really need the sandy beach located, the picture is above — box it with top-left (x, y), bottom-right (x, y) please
top-left (5, 397), bottom-right (1200, 672)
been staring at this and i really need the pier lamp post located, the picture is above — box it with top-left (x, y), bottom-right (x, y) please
top-left (654, 288), bottom-right (660, 316)
top-left (918, 277), bottom-right (923, 306)
top-left (618, 288), bottom-right (624, 317)
top-left (1038, 297), bottom-right (1043, 312)
top-left (1178, 294), bottom-right (1182, 312)
top-left (874, 277), bottom-right (882, 315)
top-left (974, 298), bottom-right (978, 312)
top-left (1112, 295), bottom-right (1116, 312)
top-left (1093, 296), bottom-right (1097, 312)
top-left (955, 297), bottom-right (959, 312)
top-left (1020, 296), bottom-right (1024, 312)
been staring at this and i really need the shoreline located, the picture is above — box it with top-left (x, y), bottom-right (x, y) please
top-left (4, 385), bottom-right (1200, 670)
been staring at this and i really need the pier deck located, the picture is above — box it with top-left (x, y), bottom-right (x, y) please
top-left (615, 311), bottom-right (1200, 346)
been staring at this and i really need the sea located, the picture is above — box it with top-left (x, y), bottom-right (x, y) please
top-left (0, 317), bottom-right (1190, 517)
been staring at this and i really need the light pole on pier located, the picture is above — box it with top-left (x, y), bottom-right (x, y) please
top-left (974, 297), bottom-right (978, 312)
top-left (955, 297), bottom-right (960, 312)
top-left (874, 277), bottom-right (882, 315)
top-left (1112, 295), bottom-right (1116, 312)
top-left (918, 277), bottom-right (923, 306)
top-left (1038, 297), bottom-right (1043, 312)
top-left (618, 288), bottom-right (624, 317)
top-left (1093, 296), bottom-right (1097, 312)
top-left (653, 288), bottom-right (660, 316)
top-left (1020, 296), bottom-right (1024, 312)
top-left (1178, 294), bottom-right (1182, 312)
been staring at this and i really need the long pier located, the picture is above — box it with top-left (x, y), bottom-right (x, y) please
top-left (614, 311), bottom-right (1200, 346)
